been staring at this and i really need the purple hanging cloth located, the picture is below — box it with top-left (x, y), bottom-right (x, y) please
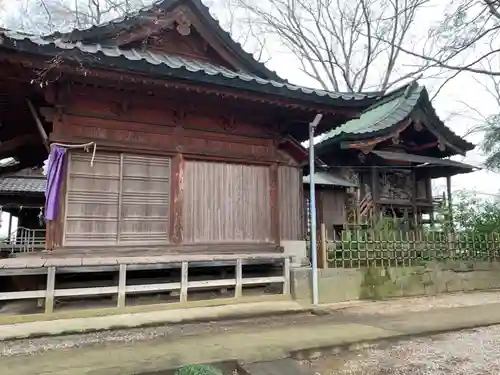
top-left (45, 146), bottom-right (67, 221)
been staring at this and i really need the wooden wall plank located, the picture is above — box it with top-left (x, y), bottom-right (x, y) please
top-left (278, 166), bottom-right (303, 240)
top-left (64, 151), bottom-right (171, 246)
top-left (119, 154), bottom-right (171, 243)
top-left (64, 152), bottom-right (120, 246)
top-left (183, 161), bottom-right (271, 243)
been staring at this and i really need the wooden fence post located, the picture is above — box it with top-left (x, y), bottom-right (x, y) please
top-left (283, 257), bottom-right (291, 295)
top-left (318, 223), bottom-right (328, 269)
top-left (117, 264), bottom-right (127, 308)
top-left (180, 261), bottom-right (188, 303)
top-left (235, 258), bottom-right (243, 298)
top-left (45, 266), bottom-right (56, 314)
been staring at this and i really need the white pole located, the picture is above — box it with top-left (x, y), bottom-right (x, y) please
top-left (309, 114), bottom-right (323, 306)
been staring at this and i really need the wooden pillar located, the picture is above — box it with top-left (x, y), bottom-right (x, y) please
top-left (370, 166), bottom-right (379, 220)
top-left (318, 223), bottom-right (327, 269)
top-left (446, 175), bottom-right (453, 228)
top-left (7, 213), bottom-right (12, 243)
top-left (45, 266), bottom-right (56, 314)
top-left (117, 264), bottom-right (127, 308)
top-left (410, 169), bottom-right (417, 229)
top-left (170, 153), bottom-right (184, 244)
top-left (270, 163), bottom-right (280, 245)
top-left (316, 189), bottom-right (324, 230)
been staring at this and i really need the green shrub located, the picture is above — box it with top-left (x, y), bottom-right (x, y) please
top-left (174, 364), bottom-right (224, 375)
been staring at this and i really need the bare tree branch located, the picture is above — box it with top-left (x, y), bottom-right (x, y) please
top-left (225, 0), bottom-right (429, 92)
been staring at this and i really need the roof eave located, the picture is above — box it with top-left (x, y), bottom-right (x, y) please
top-left (0, 40), bottom-right (378, 109)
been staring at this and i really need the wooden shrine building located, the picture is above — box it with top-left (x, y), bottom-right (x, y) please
top-left (313, 81), bottom-right (478, 232)
top-left (0, 0), bottom-right (384, 259)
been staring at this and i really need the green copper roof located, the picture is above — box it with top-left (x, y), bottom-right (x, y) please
top-left (317, 82), bottom-right (422, 144)
top-left (315, 81), bottom-right (475, 154)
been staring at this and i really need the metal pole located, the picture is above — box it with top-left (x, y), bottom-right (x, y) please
top-left (309, 113), bottom-right (323, 306)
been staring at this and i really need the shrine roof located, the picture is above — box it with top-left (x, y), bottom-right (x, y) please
top-left (303, 171), bottom-right (357, 188)
top-left (46, 0), bottom-right (283, 81)
top-left (315, 81), bottom-right (475, 155)
top-left (0, 169), bottom-right (45, 195)
top-left (0, 30), bottom-right (379, 107)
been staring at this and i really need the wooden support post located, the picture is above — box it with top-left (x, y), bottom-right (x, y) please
top-left (7, 214), bottom-right (12, 243)
top-left (370, 166), bottom-right (379, 222)
top-left (235, 258), bottom-right (243, 298)
top-left (319, 223), bottom-right (328, 269)
top-left (283, 257), bottom-right (291, 295)
top-left (45, 266), bottom-right (56, 314)
top-left (117, 264), bottom-right (127, 308)
top-left (270, 163), bottom-right (280, 245)
top-left (180, 261), bottom-right (188, 303)
top-left (26, 99), bottom-right (49, 151)
top-left (170, 154), bottom-right (185, 244)
top-left (410, 169), bottom-right (417, 229)
top-left (446, 175), bottom-right (453, 228)
top-left (446, 175), bottom-right (455, 253)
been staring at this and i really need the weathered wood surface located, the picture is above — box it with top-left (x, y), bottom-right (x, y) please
top-left (0, 252), bottom-right (289, 269)
top-left (278, 165), bottom-right (303, 240)
top-left (182, 161), bottom-right (272, 243)
top-left (0, 253), bottom-right (291, 313)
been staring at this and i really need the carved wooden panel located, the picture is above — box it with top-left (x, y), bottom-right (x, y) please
top-left (63, 88), bottom-right (274, 139)
top-left (143, 28), bottom-right (221, 63)
top-left (379, 170), bottom-right (412, 201)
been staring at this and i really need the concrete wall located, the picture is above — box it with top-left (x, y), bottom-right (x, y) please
top-left (281, 240), bottom-right (308, 268)
top-left (291, 261), bottom-right (500, 304)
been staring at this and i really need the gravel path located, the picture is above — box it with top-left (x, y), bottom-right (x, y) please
top-left (303, 325), bottom-right (500, 374)
top-left (0, 312), bottom-right (319, 357)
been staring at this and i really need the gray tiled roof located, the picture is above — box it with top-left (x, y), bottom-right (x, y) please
top-left (0, 31), bottom-right (379, 103)
top-left (303, 171), bottom-right (357, 188)
top-left (0, 177), bottom-right (46, 194)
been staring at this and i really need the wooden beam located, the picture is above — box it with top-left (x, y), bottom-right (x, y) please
top-left (26, 99), bottom-right (49, 151)
top-left (3, 54), bottom-right (355, 115)
top-left (0, 133), bottom-right (39, 155)
top-left (341, 119), bottom-right (413, 151)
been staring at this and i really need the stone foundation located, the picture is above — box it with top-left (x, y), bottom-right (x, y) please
top-left (291, 261), bottom-right (500, 304)
top-left (281, 241), bottom-right (308, 268)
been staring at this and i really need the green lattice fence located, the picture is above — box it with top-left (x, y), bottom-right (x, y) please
top-left (327, 230), bottom-right (500, 268)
